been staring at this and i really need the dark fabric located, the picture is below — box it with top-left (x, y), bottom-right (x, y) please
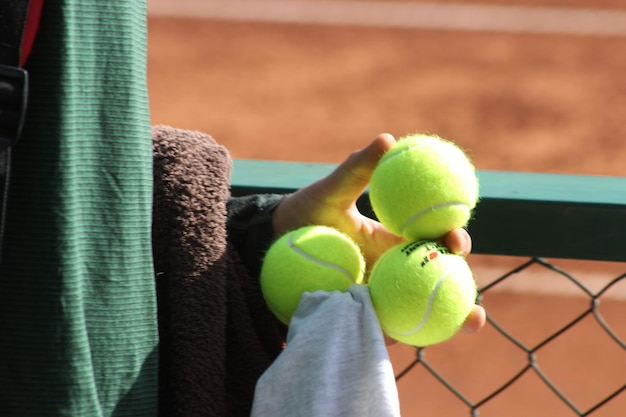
top-left (226, 193), bottom-right (286, 278)
top-left (0, 2), bottom-right (158, 416)
top-left (152, 125), bottom-right (285, 417)
top-left (0, 0), bottom-right (30, 65)
top-left (0, 0), bottom-right (32, 251)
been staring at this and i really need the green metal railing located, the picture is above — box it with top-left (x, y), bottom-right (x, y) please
top-left (231, 160), bottom-right (626, 416)
top-left (231, 160), bottom-right (626, 262)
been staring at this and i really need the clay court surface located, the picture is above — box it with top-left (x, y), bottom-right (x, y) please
top-left (146, 1), bottom-right (626, 415)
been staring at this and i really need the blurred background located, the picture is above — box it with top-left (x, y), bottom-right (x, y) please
top-left (146, 1), bottom-right (626, 416)
top-left (147, 0), bottom-right (626, 176)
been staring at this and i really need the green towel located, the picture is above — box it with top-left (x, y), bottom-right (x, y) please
top-left (0, 1), bottom-right (158, 416)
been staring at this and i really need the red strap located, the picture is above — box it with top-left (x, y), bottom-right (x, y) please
top-left (20, 0), bottom-right (45, 67)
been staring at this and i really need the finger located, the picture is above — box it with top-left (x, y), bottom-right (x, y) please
top-left (310, 133), bottom-right (396, 208)
top-left (461, 305), bottom-right (486, 333)
top-left (384, 305), bottom-right (485, 346)
top-left (442, 228), bottom-right (472, 256)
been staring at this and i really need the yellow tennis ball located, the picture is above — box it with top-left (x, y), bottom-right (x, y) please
top-left (368, 240), bottom-right (477, 347)
top-left (369, 134), bottom-right (479, 241)
top-left (260, 225), bottom-right (365, 324)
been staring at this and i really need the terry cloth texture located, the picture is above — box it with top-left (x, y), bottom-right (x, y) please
top-left (0, 1), bottom-right (159, 416)
top-left (251, 285), bottom-right (401, 417)
top-left (152, 125), bottom-right (285, 417)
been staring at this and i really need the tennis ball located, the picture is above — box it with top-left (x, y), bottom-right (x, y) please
top-left (368, 240), bottom-right (477, 346)
top-left (369, 134), bottom-right (479, 241)
top-left (260, 225), bottom-right (365, 324)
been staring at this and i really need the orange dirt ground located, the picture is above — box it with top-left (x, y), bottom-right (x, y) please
top-left (147, 13), bottom-right (626, 176)
top-left (146, 4), bottom-right (626, 416)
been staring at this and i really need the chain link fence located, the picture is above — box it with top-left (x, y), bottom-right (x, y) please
top-left (230, 157), bottom-right (626, 417)
top-left (393, 257), bottom-right (626, 416)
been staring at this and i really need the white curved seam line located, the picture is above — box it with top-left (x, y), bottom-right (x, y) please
top-left (386, 268), bottom-right (451, 337)
top-left (379, 143), bottom-right (426, 166)
top-left (288, 234), bottom-right (356, 283)
top-left (400, 201), bottom-right (468, 235)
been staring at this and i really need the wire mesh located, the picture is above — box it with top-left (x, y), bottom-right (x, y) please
top-left (394, 257), bottom-right (626, 416)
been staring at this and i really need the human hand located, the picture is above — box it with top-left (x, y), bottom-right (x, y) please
top-left (272, 133), bottom-right (485, 335)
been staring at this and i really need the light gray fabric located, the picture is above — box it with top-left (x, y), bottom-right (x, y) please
top-left (251, 285), bottom-right (401, 417)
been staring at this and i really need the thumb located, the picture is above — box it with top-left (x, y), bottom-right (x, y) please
top-left (310, 133), bottom-right (396, 208)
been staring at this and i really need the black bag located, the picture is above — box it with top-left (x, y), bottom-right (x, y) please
top-left (0, 0), bottom-right (34, 263)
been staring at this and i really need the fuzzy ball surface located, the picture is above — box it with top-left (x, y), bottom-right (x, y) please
top-left (368, 240), bottom-right (477, 346)
top-left (260, 225), bottom-right (365, 324)
top-left (369, 134), bottom-right (479, 241)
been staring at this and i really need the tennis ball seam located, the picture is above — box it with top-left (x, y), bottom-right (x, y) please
top-left (369, 134), bottom-right (479, 241)
top-left (381, 267), bottom-right (452, 338)
top-left (378, 142), bottom-right (427, 165)
top-left (287, 232), bottom-right (358, 284)
top-left (400, 201), bottom-right (470, 236)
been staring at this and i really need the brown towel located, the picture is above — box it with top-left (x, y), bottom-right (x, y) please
top-left (152, 125), bottom-right (284, 417)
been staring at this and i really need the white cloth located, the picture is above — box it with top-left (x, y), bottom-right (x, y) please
top-left (251, 285), bottom-right (401, 417)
